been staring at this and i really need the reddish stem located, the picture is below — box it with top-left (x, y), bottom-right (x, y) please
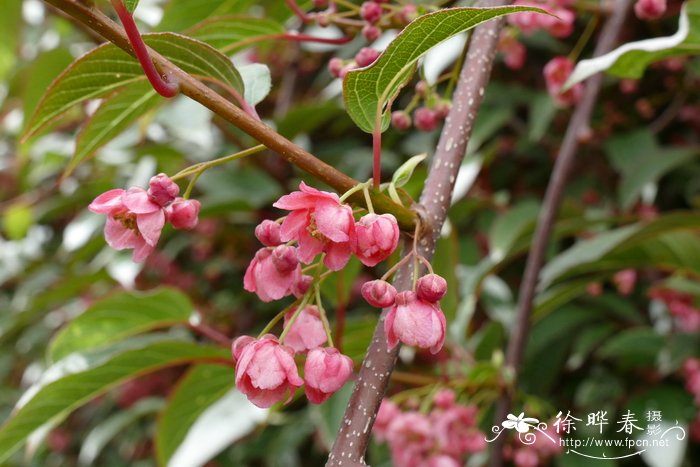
top-left (110, 0), bottom-right (178, 97)
top-left (372, 127), bottom-right (382, 188)
top-left (284, 0), bottom-right (312, 23)
top-left (189, 322), bottom-right (232, 348)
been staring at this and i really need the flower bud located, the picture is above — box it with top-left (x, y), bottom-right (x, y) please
top-left (634, 0), bottom-right (666, 20)
top-left (304, 347), bottom-right (354, 404)
top-left (271, 245), bottom-right (299, 273)
top-left (360, 1), bottom-right (383, 24)
top-left (361, 279), bottom-right (397, 308)
top-left (391, 111), bottom-right (412, 131)
top-left (362, 24), bottom-right (381, 42)
top-left (416, 274), bottom-right (447, 302)
top-left (397, 4), bottom-right (418, 24)
top-left (255, 219), bottom-right (282, 246)
top-left (355, 47), bottom-right (380, 68)
top-left (414, 107), bottom-right (439, 132)
top-left (354, 213), bottom-right (399, 266)
top-left (147, 173), bottom-right (179, 207)
top-left (328, 57), bottom-right (344, 78)
top-left (168, 198), bottom-right (201, 230)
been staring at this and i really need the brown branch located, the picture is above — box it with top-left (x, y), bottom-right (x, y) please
top-left (490, 1), bottom-right (631, 465)
top-left (43, 0), bottom-right (417, 230)
top-left (327, 1), bottom-right (510, 464)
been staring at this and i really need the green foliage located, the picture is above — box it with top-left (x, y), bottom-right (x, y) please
top-left (48, 288), bottom-right (194, 363)
top-left (0, 339), bottom-right (228, 463)
top-left (186, 15), bottom-right (285, 53)
top-left (343, 6), bottom-right (543, 133)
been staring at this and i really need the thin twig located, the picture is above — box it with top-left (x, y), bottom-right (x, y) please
top-left (489, 2), bottom-right (631, 466)
top-left (327, 1), bottom-right (510, 464)
top-left (44, 0), bottom-right (418, 230)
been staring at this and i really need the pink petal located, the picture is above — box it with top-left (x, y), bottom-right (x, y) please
top-left (103, 217), bottom-right (138, 249)
top-left (131, 238), bottom-right (155, 262)
top-left (136, 210), bottom-right (165, 246)
top-left (279, 210), bottom-right (309, 242)
top-left (323, 241), bottom-right (352, 271)
top-left (89, 189), bottom-right (125, 214)
top-left (296, 231), bottom-right (325, 264)
top-left (314, 202), bottom-right (352, 243)
top-left (122, 187), bottom-right (160, 214)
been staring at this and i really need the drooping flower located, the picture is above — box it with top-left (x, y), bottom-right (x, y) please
top-left (283, 305), bottom-right (328, 353)
top-left (167, 198), bottom-right (200, 230)
top-left (384, 291), bottom-right (446, 354)
top-left (273, 182), bottom-right (356, 271)
top-left (89, 187), bottom-right (166, 262)
top-left (244, 245), bottom-right (303, 302)
top-left (373, 399), bottom-right (401, 442)
top-left (233, 335), bottom-right (303, 408)
top-left (354, 213), bottom-right (399, 267)
top-left (303, 347), bottom-right (354, 404)
top-left (543, 56), bottom-right (583, 107)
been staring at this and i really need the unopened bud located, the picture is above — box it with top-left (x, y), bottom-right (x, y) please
top-left (361, 279), bottom-right (397, 308)
top-left (416, 274), bottom-right (447, 302)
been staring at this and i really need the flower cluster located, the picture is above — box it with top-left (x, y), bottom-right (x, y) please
top-left (362, 273), bottom-right (448, 354)
top-left (237, 182), bottom-right (406, 407)
top-left (232, 333), bottom-right (353, 407)
top-left (649, 287), bottom-right (700, 333)
top-left (372, 391), bottom-right (487, 466)
top-left (89, 174), bottom-right (200, 262)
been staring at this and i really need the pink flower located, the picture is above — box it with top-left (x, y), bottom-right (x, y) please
top-left (386, 411), bottom-right (434, 466)
top-left (273, 182), bottom-right (356, 271)
top-left (385, 291), bottom-right (446, 354)
top-left (354, 213), bottom-right (399, 266)
top-left (426, 455), bottom-right (460, 467)
top-left (513, 448), bottom-right (539, 467)
top-left (634, 0), bottom-right (666, 20)
top-left (433, 388), bottom-right (456, 409)
top-left (283, 305), bottom-right (328, 353)
top-left (416, 274), bottom-right (447, 302)
top-left (613, 269), bottom-right (637, 296)
top-left (147, 173), bottom-right (179, 207)
top-left (244, 245), bottom-right (303, 302)
top-left (233, 335), bottom-right (303, 408)
top-left (498, 31), bottom-right (526, 70)
top-left (541, 7), bottom-right (575, 38)
top-left (167, 198), bottom-right (200, 230)
top-left (304, 347), bottom-right (354, 404)
top-left (543, 56), bottom-right (583, 107)
top-left (508, 1), bottom-right (546, 35)
top-left (255, 219), bottom-right (282, 246)
top-left (414, 107), bottom-right (439, 132)
top-left (361, 279), bottom-right (397, 308)
top-left (373, 399), bottom-right (400, 442)
top-left (433, 405), bottom-right (486, 456)
top-left (355, 47), bottom-right (380, 68)
top-left (89, 187), bottom-right (166, 262)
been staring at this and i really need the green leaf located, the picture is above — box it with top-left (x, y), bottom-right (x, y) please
top-left (567, 2), bottom-right (700, 85)
top-left (0, 340), bottom-right (228, 463)
top-left (343, 6), bottom-right (543, 133)
top-left (49, 288), bottom-right (194, 363)
top-left (540, 213), bottom-right (700, 289)
top-left (392, 153), bottom-right (426, 187)
top-left (605, 130), bottom-right (698, 209)
top-left (22, 33), bottom-right (243, 141)
top-left (158, 0), bottom-right (257, 32)
top-left (68, 82), bottom-right (161, 176)
top-left (156, 364), bottom-right (234, 466)
top-left (79, 397), bottom-right (164, 465)
top-left (0, 0), bottom-right (21, 82)
top-left (186, 15), bottom-right (285, 53)
top-left (239, 63), bottom-right (272, 106)
top-left (124, 0), bottom-right (140, 13)
top-left (597, 328), bottom-right (664, 367)
top-left (488, 200), bottom-right (539, 261)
